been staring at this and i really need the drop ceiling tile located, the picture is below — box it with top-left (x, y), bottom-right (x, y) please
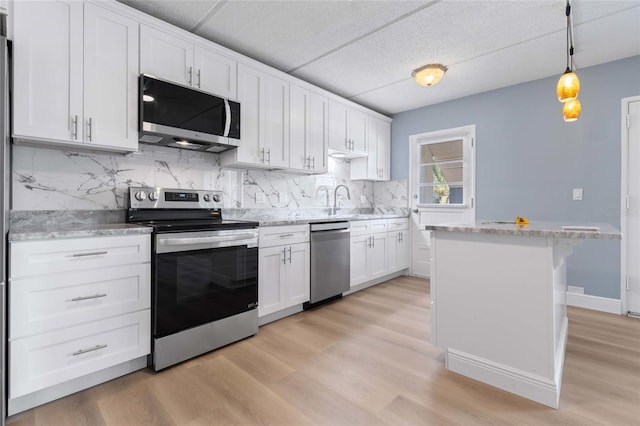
top-left (194, 0), bottom-right (430, 72)
top-left (118, 0), bottom-right (219, 31)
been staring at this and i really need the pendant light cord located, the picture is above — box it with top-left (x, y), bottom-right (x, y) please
top-left (565, 0), bottom-right (575, 72)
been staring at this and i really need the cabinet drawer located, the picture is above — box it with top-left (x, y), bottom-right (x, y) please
top-left (10, 264), bottom-right (150, 339)
top-left (10, 235), bottom-right (150, 278)
top-left (350, 219), bottom-right (388, 236)
top-left (259, 225), bottom-right (309, 248)
top-left (9, 310), bottom-right (150, 399)
top-left (387, 218), bottom-right (409, 231)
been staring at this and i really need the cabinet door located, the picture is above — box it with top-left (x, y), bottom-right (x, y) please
top-left (140, 25), bottom-right (193, 86)
top-left (263, 74), bottom-right (290, 168)
top-left (194, 46), bottom-right (237, 99)
top-left (365, 116), bottom-right (379, 179)
top-left (236, 64), bottom-right (262, 164)
top-left (387, 232), bottom-right (400, 273)
top-left (289, 84), bottom-right (308, 172)
top-left (13, 0), bottom-right (83, 143)
top-left (328, 100), bottom-right (349, 152)
top-left (285, 243), bottom-right (310, 306)
top-left (398, 230), bottom-right (410, 269)
top-left (83, 4), bottom-right (138, 150)
top-left (377, 119), bottom-right (391, 181)
top-left (368, 233), bottom-right (388, 279)
top-left (350, 235), bottom-right (369, 287)
top-left (258, 246), bottom-right (286, 317)
top-left (348, 108), bottom-right (367, 156)
top-left (307, 91), bottom-right (329, 173)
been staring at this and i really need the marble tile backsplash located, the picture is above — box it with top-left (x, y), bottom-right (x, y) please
top-left (12, 144), bottom-right (407, 212)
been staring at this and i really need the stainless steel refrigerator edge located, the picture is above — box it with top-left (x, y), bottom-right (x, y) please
top-left (1, 10), bottom-right (8, 426)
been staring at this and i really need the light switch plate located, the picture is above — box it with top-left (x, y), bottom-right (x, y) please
top-left (572, 188), bottom-right (583, 201)
top-left (255, 192), bottom-right (266, 204)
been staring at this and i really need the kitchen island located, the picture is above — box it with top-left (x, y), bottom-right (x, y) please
top-left (426, 222), bottom-right (621, 408)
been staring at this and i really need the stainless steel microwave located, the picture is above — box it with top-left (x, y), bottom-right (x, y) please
top-left (139, 74), bottom-right (240, 153)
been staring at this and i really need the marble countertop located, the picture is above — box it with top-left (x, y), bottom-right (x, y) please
top-left (425, 221), bottom-right (621, 240)
top-left (9, 223), bottom-right (152, 242)
top-left (243, 213), bottom-right (409, 227)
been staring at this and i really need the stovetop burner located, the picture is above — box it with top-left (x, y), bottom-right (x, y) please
top-left (126, 187), bottom-right (259, 232)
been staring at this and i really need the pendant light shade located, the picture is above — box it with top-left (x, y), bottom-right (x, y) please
top-left (412, 64), bottom-right (447, 87)
top-left (556, 69), bottom-right (580, 102)
top-left (562, 99), bottom-right (581, 122)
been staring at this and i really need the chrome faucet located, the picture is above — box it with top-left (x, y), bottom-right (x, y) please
top-left (331, 184), bottom-right (351, 215)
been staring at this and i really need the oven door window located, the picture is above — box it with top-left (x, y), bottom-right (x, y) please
top-left (154, 246), bottom-right (257, 338)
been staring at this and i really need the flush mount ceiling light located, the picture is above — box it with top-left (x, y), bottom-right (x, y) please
top-left (412, 64), bottom-right (448, 87)
top-left (556, 0), bottom-right (581, 121)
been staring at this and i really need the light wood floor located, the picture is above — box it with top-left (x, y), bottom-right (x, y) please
top-left (7, 276), bottom-right (640, 425)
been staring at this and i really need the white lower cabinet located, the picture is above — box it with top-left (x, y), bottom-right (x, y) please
top-left (387, 218), bottom-right (410, 273)
top-left (349, 219), bottom-right (388, 287)
top-left (258, 225), bottom-right (310, 319)
top-left (8, 233), bottom-right (151, 412)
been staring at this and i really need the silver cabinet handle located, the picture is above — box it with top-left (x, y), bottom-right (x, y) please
top-left (71, 293), bottom-right (107, 302)
top-left (282, 247), bottom-right (287, 264)
top-left (311, 156), bottom-right (315, 170)
top-left (372, 235), bottom-right (375, 248)
top-left (367, 235), bottom-right (372, 248)
top-left (72, 251), bottom-right (108, 258)
top-left (196, 69), bottom-right (201, 88)
top-left (260, 148), bottom-right (265, 163)
top-left (288, 246), bottom-right (292, 263)
top-left (267, 148), bottom-right (271, 164)
top-left (279, 233), bottom-right (294, 238)
top-left (87, 117), bottom-right (93, 141)
top-left (188, 66), bottom-right (193, 85)
top-left (72, 344), bottom-right (107, 356)
top-left (350, 139), bottom-right (355, 151)
top-left (72, 115), bottom-right (78, 140)
top-left (345, 138), bottom-right (349, 150)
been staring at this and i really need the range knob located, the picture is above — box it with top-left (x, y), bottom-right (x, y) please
top-left (211, 194), bottom-right (221, 203)
top-left (148, 192), bottom-right (158, 201)
top-left (135, 191), bottom-right (146, 201)
top-left (203, 194), bottom-right (211, 202)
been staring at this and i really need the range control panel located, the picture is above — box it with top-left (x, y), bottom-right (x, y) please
top-left (129, 187), bottom-right (223, 209)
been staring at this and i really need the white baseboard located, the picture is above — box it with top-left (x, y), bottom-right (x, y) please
top-left (565, 292), bottom-right (622, 314)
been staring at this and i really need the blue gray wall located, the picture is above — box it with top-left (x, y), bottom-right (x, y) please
top-left (391, 55), bottom-right (640, 299)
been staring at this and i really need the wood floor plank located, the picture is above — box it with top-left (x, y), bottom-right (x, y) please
top-left (7, 276), bottom-right (640, 426)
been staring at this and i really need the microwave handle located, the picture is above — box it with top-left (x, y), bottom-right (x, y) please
top-left (223, 99), bottom-right (231, 137)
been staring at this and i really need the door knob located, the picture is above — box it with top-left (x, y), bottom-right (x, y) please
top-left (412, 209), bottom-right (419, 213)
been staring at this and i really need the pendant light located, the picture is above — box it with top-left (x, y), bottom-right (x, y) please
top-left (557, 0), bottom-right (581, 121)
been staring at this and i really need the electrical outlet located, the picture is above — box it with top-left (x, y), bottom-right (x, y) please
top-left (572, 188), bottom-right (583, 201)
top-left (255, 192), bottom-right (265, 204)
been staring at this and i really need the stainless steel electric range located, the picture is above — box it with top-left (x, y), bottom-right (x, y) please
top-left (127, 187), bottom-right (259, 371)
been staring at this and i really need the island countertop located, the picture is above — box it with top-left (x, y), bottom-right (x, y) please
top-left (425, 221), bottom-right (621, 240)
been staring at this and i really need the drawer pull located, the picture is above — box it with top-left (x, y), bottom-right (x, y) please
top-left (71, 293), bottom-right (107, 302)
top-left (72, 251), bottom-right (108, 258)
top-left (72, 344), bottom-right (107, 356)
top-left (279, 234), bottom-right (294, 238)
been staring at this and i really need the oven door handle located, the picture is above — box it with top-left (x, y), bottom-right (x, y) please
top-left (157, 233), bottom-right (259, 252)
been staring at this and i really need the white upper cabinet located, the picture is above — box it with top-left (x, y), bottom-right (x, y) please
top-left (328, 100), bottom-right (367, 158)
top-left (140, 25), bottom-right (237, 99)
top-left (221, 64), bottom-right (289, 169)
top-left (351, 116), bottom-right (391, 181)
top-left (13, 1), bottom-right (138, 152)
top-left (289, 84), bottom-right (328, 174)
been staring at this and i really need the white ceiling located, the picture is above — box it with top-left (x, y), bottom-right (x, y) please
top-left (118, 0), bottom-right (640, 116)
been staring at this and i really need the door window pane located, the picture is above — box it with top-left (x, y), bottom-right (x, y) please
top-left (419, 139), bottom-right (464, 205)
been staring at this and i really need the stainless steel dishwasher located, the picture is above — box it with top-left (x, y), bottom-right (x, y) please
top-left (305, 221), bottom-right (350, 308)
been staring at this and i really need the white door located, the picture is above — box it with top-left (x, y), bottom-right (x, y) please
top-left (263, 74), bottom-right (290, 168)
top-left (369, 233), bottom-right (388, 279)
top-left (398, 230), bottom-right (410, 269)
top-left (258, 246), bottom-right (285, 317)
top-left (328, 100), bottom-right (349, 152)
top-left (408, 125), bottom-right (476, 277)
top-left (348, 108), bottom-right (367, 156)
top-left (387, 232), bottom-right (400, 272)
top-left (624, 97), bottom-right (640, 316)
top-left (236, 64), bottom-right (262, 164)
top-left (307, 91), bottom-right (328, 173)
top-left (140, 25), bottom-right (193, 86)
top-left (350, 235), bottom-right (369, 287)
top-left (378, 120), bottom-right (391, 181)
top-left (12, 0), bottom-right (83, 143)
top-left (83, 3), bottom-right (138, 150)
top-left (285, 243), bottom-right (310, 306)
top-left (193, 46), bottom-right (237, 99)
top-left (289, 84), bottom-right (308, 172)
